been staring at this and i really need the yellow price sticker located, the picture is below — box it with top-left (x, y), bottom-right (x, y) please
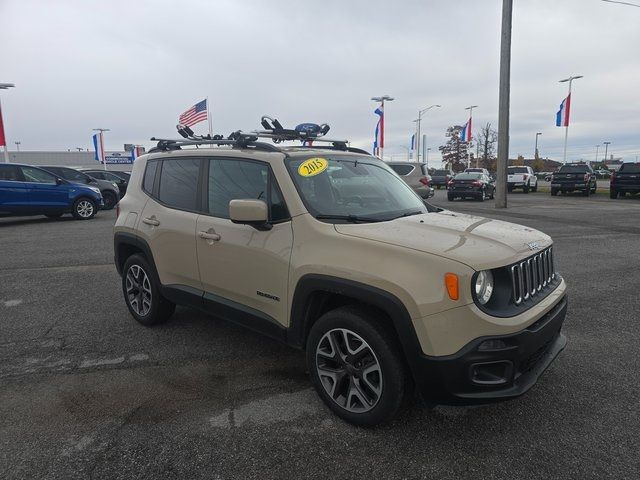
top-left (298, 157), bottom-right (328, 177)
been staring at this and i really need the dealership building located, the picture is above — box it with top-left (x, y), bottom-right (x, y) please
top-left (5, 150), bottom-right (140, 172)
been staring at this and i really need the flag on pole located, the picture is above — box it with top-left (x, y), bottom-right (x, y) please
top-left (92, 132), bottom-right (105, 164)
top-left (0, 104), bottom-right (6, 147)
top-left (410, 133), bottom-right (415, 150)
top-left (179, 99), bottom-right (208, 127)
top-left (373, 106), bottom-right (384, 156)
top-left (556, 93), bottom-right (571, 127)
top-left (130, 145), bottom-right (143, 162)
top-left (460, 118), bottom-right (472, 142)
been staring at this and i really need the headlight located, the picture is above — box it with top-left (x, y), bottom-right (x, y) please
top-left (474, 270), bottom-right (494, 305)
top-left (89, 186), bottom-right (101, 194)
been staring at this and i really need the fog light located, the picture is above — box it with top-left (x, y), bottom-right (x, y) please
top-left (478, 339), bottom-right (508, 351)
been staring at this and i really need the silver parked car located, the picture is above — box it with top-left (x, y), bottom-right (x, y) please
top-left (387, 162), bottom-right (435, 198)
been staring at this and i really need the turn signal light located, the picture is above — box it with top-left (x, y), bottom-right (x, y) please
top-left (419, 177), bottom-right (430, 186)
top-left (445, 273), bottom-right (459, 300)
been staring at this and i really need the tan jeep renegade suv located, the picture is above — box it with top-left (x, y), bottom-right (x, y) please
top-left (114, 130), bottom-right (567, 426)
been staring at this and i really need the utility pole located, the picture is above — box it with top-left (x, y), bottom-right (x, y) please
top-left (371, 95), bottom-right (394, 160)
top-left (495, 0), bottom-right (512, 209)
top-left (422, 134), bottom-right (426, 165)
top-left (426, 148), bottom-right (431, 168)
top-left (14, 141), bottom-right (20, 152)
top-left (559, 75), bottom-right (583, 163)
top-left (595, 144), bottom-right (600, 164)
top-left (415, 105), bottom-right (440, 162)
top-left (535, 132), bottom-right (542, 159)
top-left (603, 141), bottom-right (611, 163)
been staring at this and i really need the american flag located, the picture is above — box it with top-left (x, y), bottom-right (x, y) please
top-left (178, 99), bottom-right (208, 127)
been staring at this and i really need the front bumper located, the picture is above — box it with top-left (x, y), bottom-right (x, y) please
top-left (412, 295), bottom-right (567, 405)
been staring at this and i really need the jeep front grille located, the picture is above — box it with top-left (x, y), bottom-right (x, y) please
top-left (509, 247), bottom-right (556, 305)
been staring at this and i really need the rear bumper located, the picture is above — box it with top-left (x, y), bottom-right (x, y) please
top-left (412, 295), bottom-right (568, 405)
top-left (611, 184), bottom-right (640, 192)
top-left (551, 182), bottom-right (588, 189)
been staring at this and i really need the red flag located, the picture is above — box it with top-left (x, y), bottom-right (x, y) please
top-left (0, 104), bottom-right (6, 147)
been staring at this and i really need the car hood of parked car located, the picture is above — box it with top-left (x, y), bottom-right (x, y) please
top-left (333, 210), bottom-right (552, 270)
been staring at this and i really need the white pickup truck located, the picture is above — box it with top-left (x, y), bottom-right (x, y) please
top-left (507, 166), bottom-right (538, 193)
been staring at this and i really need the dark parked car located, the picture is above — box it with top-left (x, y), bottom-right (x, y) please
top-left (610, 163), bottom-right (640, 199)
top-left (41, 166), bottom-right (120, 209)
top-left (79, 168), bottom-right (129, 198)
top-left (447, 172), bottom-right (495, 202)
top-left (550, 164), bottom-right (597, 196)
top-left (387, 162), bottom-right (434, 198)
top-left (0, 163), bottom-right (103, 219)
top-left (430, 169), bottom-right (454, 189)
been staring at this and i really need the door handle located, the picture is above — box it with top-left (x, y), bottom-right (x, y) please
top-left (198, 230), bottom-right (221, 241)
top-left (142, 216), bottom-right (160, 226)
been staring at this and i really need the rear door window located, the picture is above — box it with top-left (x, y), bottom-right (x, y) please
top-left (0, 165), bottom-right (22, 181)
top-left (20, 166), bottom-right (57, 184)
top-left (388, 164), bottom-right (414, 176)
top-left (157, 158), bottom-right (201, 211)
top-left (620, 164), bottom-right (640, 173)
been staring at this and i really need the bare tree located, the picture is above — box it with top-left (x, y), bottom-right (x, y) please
top-left (477, 122), bottom-right (498, 169)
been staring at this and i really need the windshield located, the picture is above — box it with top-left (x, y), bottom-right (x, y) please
top-left (454, 173), bottom-right (482, 180)
top-left (508, 167), bottom-right (528, 173)
top-left (286, 155), bottom-right (427, 222)
top-left (558, 165), bottom-right (590, 173)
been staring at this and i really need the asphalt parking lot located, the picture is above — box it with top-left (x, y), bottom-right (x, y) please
top-left (1, 190), bottom-right (639, 480)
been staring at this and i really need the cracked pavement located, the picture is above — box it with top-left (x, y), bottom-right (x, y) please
top-left (1, 191), bottom-right (639, 479)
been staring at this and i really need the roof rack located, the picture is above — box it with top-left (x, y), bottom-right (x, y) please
top-left (148, 115), bottom-right (369, 155)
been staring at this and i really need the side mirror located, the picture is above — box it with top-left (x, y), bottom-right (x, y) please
top-left (229, 199), bottom-right (271, 231)
top-left (56, 177), bottom-right (64, 185)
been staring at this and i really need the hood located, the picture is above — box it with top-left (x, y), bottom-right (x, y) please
top-left (334, 210), bottom-right (551, 270)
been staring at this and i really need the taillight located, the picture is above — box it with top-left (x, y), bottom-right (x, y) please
top-left (523, 174), bottom-right (529, 179)
top-left (584, 173), bottom-right (589, 182)
top-left (472, 180), bottom-right (482, 186)
top-left (419, 177), bottom-right (430, 186)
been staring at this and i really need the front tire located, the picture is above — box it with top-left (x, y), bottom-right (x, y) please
top-left (72, 197), bottom-right (97, 220)
top-left (523, 183), bottom-right (530, 194)
top-left (307, 306), bottom-right (407, 427)
top-left (102, 191), bottom-right (118, 210)
top-left (122, 254), bottom-right (176, 326)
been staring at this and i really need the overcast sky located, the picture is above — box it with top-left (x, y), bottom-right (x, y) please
top-left (1, 0), bottom-right (639, 163)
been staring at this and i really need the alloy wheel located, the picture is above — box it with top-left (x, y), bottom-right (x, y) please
top-left (76, 200), bottom-right (94, 218)
top-left (315, 328), bottom-right (383, 413)
top-left (125, 264), bottom-right (152, 317)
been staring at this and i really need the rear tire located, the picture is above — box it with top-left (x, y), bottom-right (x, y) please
top-left (71, 197), bottom-right (97, 220)
top-left (523, 183), bottom-right (530, 194)
top-left (531, 183), bottom-right (538, 192)
top-left (551, 188), bottom-right (558, 196)
top-left (610, 189), bottom-right (617, 199)
top-left (122, 254), bottom-right (175, 326)
top-left (583, 187), bottom-right (591, 197)
top-left (507, 185), bottom-right (513, 193)
top-left (306, 306), bottom-right (407, 427)
top-left (447, 194), bottom-right (454, 201)
top-left (102, 191), bottom-right (118, 210)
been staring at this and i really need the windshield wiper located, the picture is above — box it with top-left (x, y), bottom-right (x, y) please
top-left (315, 214), bottom-right (384, 223)
top-left (386, 210), bottom-right (425, 221)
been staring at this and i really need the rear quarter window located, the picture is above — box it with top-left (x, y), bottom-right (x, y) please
top-left (143, 160), bottom-right (159, 194)
top-left (388, 164), bottom-right (414, 176)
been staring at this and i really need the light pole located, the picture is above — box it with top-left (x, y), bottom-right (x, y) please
top-left (603, 141), bottom-right (611, 163)
top-left (426, 148), bottom-right (431, 168)
top-left (495, 0), bottom-right (512, 209)
top-left (371, 95), bottom-right (394, 160)
top-left (1, 83), bottom-right (16, 163)
top-left (14, 141), bottom-right (20, 152)
top-left (534, 132), bottom-right (542, 159)
top-left (595, 144), bottom-right (600, 164)
top-left (559, 75), bottom-right (583, 163)
top-left (93, 128), bottom-right (110, 170)
top-left (465, 105), bottom-right (478, 168)
top-left (415, 104), bottom-right (441, 162)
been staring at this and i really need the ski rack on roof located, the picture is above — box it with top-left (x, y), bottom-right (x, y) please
top-left (148, 116), bottom-right (370, 155)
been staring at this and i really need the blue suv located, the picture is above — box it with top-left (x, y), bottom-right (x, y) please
top-left (0, 163), bottom-right (104, 220)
